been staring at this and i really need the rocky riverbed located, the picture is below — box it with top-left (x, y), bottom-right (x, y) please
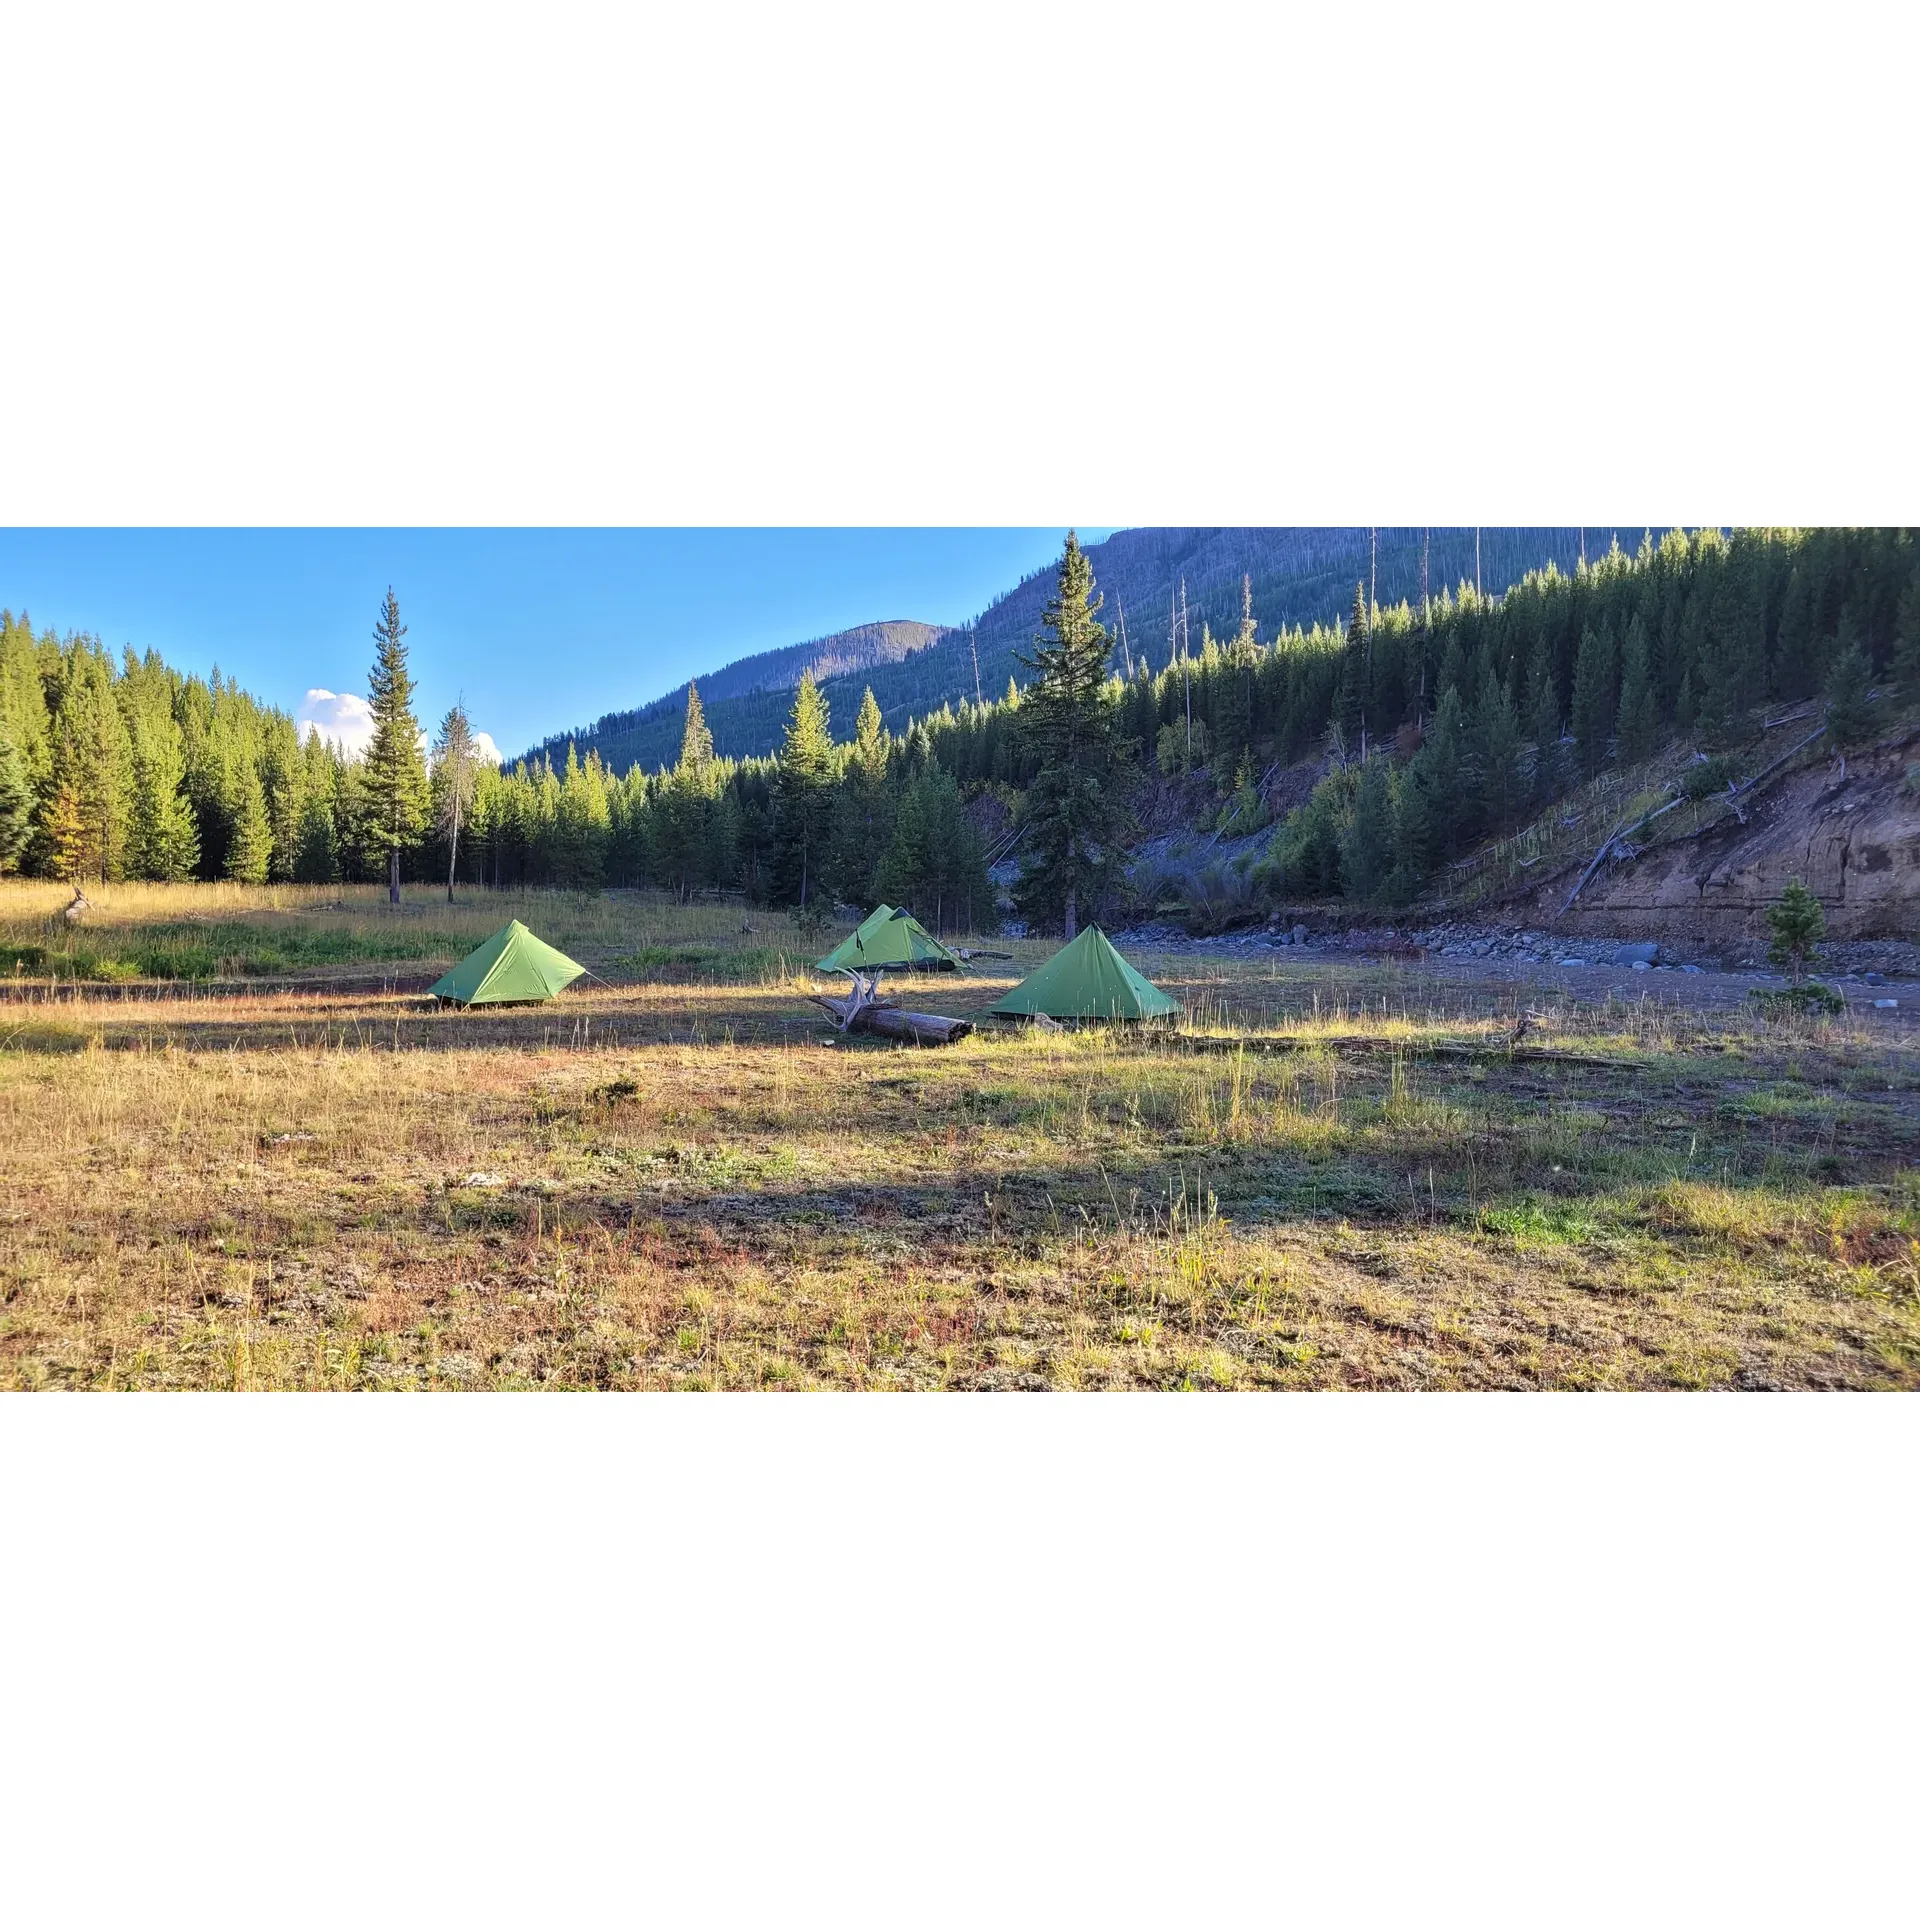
top-left (1052, 915), bottom-right (1920, 1021)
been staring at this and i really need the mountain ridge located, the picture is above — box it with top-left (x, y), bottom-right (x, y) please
top-left (517, 527), bottom-right (1656, 774)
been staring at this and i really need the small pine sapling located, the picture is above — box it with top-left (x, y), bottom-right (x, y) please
top-left (1765, 878), bottom-right (1825, 986)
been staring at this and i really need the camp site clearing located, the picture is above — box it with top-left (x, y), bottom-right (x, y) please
top-left (2, 881), bottom-right (1917, 1392)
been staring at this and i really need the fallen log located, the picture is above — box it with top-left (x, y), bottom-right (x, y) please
top-left (808, 994), bottom-right (973, 1044)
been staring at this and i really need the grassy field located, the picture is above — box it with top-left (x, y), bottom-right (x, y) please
top-left (3, 880), bottom-right (1917, 1390)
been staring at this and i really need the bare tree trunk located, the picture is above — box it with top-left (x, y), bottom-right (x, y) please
top-left (1475, 527), bottom-right (1482, 597)
top-left (1180, 580), bottom-right (1192, 767)
top-left (1064, 883), bottom-right (1077, 941)
top-left (1420, 526), bottom-right (1431, 709)
top-left (389, 846), bottom-right (401, 906)
top-left (446, 799), bottom-right (460, 904)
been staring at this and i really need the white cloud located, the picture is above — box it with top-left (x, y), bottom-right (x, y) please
top-left (298, 689), bottom-right (375, 756)
top-left (299, 691), bottom-right (503, 767)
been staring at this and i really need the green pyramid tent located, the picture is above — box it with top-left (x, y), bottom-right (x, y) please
top-left (430, 920), bottom-right (586, 1006)
top-left (817, 904), bottom-right (961, 974)
top-left (988, 925), bottom-right (1180, 1022)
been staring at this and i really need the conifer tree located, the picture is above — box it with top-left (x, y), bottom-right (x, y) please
top-left (552, 743), bottom-right (611, 890)
top-left (1215, 575), bottom-right (1259, 772)
top-left (1771, 565), bottom-right (1815, 698)
top-left (224, 758), bottom-right (272, 883)
top-left (678, 682), bottom-right (714, 773)
top-left (705, 782), bottom-right (741, 891)
top-left (261, 724), bottom-right (303, 882)
top-left (0, 731), bottom-right (32, 874)
top-left (48, 644), bottom-right (134, 879)
top-left (877, 763), bottom-right (994, 934)
top-left (1822, 627), bottom-right (1874, 750)
top-left (1011, 533), bottom-right (1131, 937)
top-left (43, 781), bottom-right (88, 880)
top-left (1470, 663), bottom-right (1523, 837)
top-left (1675, 668), bottom-right (1697, 736)
top-left (1525, 637), bottom-right (1563, 804)
top-left (128, 715), bottom-right (200, 880)
top-left (293, 785), bottom-right (339, 883)
top-left (1417, 683), bottom-right (1469, 864)
top-left (1388, 763), bottom-right (1430, 902)
top-left (0, 614), bottom-right (52, 794)
top-left (1766, 878), bottom-right (1825, 985)
top-left (1336, 582), bottom-right (1369, 752)
top-left (1340, 754), bottom-right (1394, 902)
top-left (1894, 573), bottom-right (1920, 700)
top-left (362, 589), bottom-right (430, 904)
top-left (292, 730), bottom-right (340, 883)
top-left (1615, 615), bottom-right (1658, 767)
top-left (829, 686), bottom-right (894, 904)
top-left (772, 671), bottom-right (836, 907)
top-left (1569, 622), bottom-right (1617, 777)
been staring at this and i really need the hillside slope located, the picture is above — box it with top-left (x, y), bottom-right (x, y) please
top-left (1550, 728), bottom-right (1920, 944)
top-left (522, 527), bottom-right (1652, 773)
top-left (520, 618), bottom-right (949, 774)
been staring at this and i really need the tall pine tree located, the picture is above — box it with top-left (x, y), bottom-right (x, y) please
top-left (1525, 633), bottom-right (1563, 804)
top-left (1569, 622), bottom-right (1617, 777)
top-left (1340, 754), bottom-right (1394, 902)
top-left (1615, 615), bottom-right (1658, 767)
top-left (1011, 534), bottom-right (1131, 937)
top-left (128, 714), bottom-right (200, 880)
top-left (1336, 581), bottom-right (1370, 756)
top-left (678, 682), bottom-right (714, 773)
top-left (1470, 663), bottom-right (1524, 837)
top-left (772, 672), bottom-right (835, 908)
top-left (361, 589), bottom-right (430, 904)
top-left (225, 758), bottom-right (272, 883)
top-left (828, 685), bottom-right (894, 905)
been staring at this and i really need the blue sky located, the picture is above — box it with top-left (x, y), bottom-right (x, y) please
top-left (0, 529), bottom-right (1113, 758)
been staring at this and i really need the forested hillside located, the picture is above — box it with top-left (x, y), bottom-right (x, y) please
top-left (525, 528), bottom-right (1649, 773)
top-left (7, 530), bottom-right (1914, 946)
top-left (0, 613), bottom-right (342, 886)
top-left (519, 618), bottom-right (949, 775)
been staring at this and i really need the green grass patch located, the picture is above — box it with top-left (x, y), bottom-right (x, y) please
top-left (1480, 1195), bottom-right (1602, 1248)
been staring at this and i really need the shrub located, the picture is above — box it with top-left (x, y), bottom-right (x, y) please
top-left (1750, 983), bottom-right (1844, 1019)
top-left (1823, 642), bottom-right (1875, 750)
top-left (1681, 755), bottom-right (1735, 802)
top-left (1182, 861), bottom-right (1260, 934)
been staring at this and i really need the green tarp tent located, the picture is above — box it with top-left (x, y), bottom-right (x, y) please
top-left (988, 925), bottom-right (1180, 1022)
top-left (817, 904), bottom-right (961, 974)
top-left (430, 920), bottom-right (586, 1006)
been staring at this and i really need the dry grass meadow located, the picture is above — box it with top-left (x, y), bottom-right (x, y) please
top-left (3, 879), bottom-right (1918, 1391)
